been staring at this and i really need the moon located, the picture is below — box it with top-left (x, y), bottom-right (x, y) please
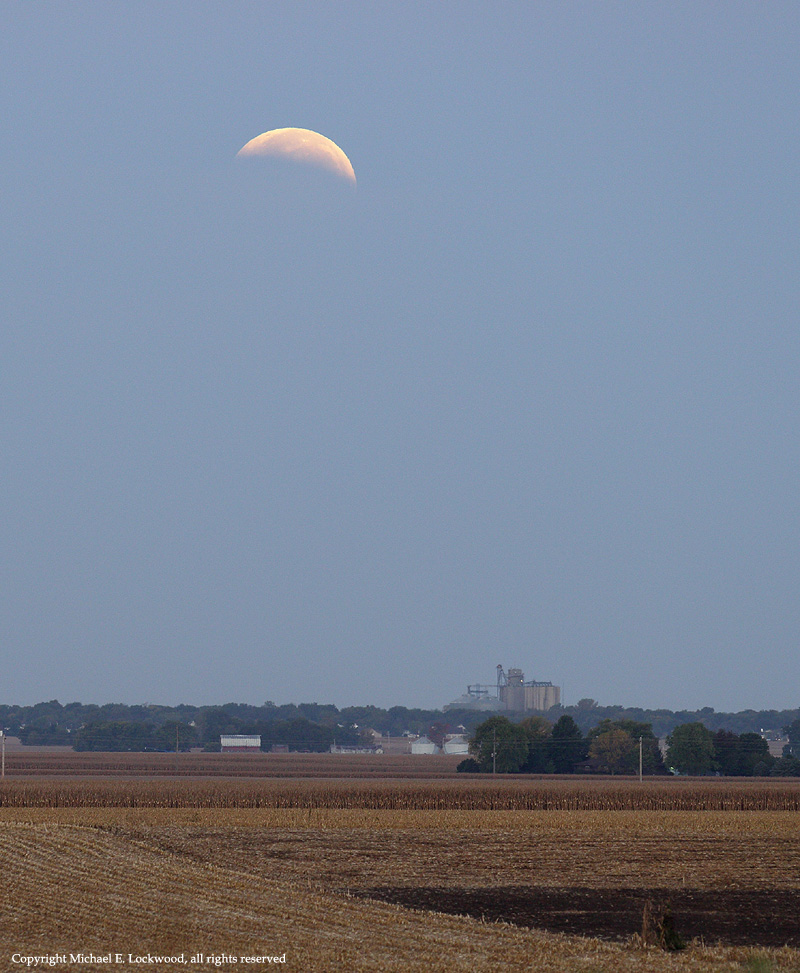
top-left (236, 128), bottom-right (356, 185)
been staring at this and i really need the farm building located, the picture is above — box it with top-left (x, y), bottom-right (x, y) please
top-left (220, 734), bottom-right (261, 753)
top-left (442, 734), bottom-right (469, 755)
top-left (410, 735), bottom-right (440, 755)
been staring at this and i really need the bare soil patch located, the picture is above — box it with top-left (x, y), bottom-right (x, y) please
top-left (353, 886), bottom-right (800, 948)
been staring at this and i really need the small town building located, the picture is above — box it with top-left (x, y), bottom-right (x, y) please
top-left (220, 734), bottom-right (261, 753)
top-left (368, 729), bottom-right (413, 754)
top-left (330, 744), bottom-right (381, 754)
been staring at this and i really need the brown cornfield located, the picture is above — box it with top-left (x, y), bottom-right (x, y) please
top-left (0, 750), bottom-right (462, 778)
top-left (3, 752), bottom-right (800, 970)
top-left (2, 776), bottom-right (800, 810)
top-left (2, 806), bottom-right (800, 972)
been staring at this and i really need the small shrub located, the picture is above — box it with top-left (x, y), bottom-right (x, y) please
top-left (456, 758), bottom-right (481, 774)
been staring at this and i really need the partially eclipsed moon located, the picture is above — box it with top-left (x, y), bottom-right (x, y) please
top-left (237, 128), bottom-right (356, 185)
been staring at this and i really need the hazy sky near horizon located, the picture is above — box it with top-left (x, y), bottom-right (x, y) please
top-left (2, 3), bottom-right (799, 713)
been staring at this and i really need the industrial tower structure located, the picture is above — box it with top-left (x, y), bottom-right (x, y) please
top-left (445, 664), bottom-right (561, 713)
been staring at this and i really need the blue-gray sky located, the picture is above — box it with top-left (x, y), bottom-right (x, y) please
top-left (2, 3), bottom-right (798, 712)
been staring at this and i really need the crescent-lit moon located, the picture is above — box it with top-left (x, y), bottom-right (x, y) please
top-left (236, 128), bottom-right (356, 185)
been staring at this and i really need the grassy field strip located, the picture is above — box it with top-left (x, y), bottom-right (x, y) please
top-left (3, 822), bottom-right (781, 973)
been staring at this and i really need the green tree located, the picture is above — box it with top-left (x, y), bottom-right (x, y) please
top-left (195, 707), bottom-right (242, 745)
top-left (456, 757), bottom-right (481, 773)
top-left (519, 716), bottom-right (552, 773)
top-left (770, 755), bottom-right (800, 777)
top-left (470, 716), bottom-right (529, 773)
top-left (74, 721), bottom-right (157, 751)
top-left (257, 717), bottom-right (335, 752)
top-left (713, 730), bottom-right (771, 776)
top-left (588, 728), bottom-right (637, 775)
top-left (587, 719), bottom-right (664, 774)
top-left (154, 721), bottom-right (197, 752)
top-left (547, 715), bottom-right (587, 773)
top-left (712, 730), bottom-right (741, 775)
top-left (737, 732), bottom-right (771, 776)
top-left (666, 722), bottom-right (716, 775)
top-left (18, 724), bottom-right (71, 746)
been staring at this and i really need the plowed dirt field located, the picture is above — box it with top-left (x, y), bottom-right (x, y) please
top-left (1, 807), bottom-right (799, 972)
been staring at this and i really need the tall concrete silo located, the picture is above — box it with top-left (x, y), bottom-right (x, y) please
top-left (524, 682), bottom-right (561, 711)
top-left (500, 667), bottom-right (526, 711)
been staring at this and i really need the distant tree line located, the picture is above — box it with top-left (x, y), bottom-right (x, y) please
top-left (460, 716), bottom-right (800, 777)
top-left (68, 717), bottom-right (365, 753)
top-left (74, 721), bottom-right (197, 752)
top-left (2, 699), bottom-right (800, 759)
top-left (564, 699), bottom-right (800, 739)
top-left (1, 699), bottom-right (468, 749)
top-left (0, 700), bottom-right (429, 751)
top-left (665, 721), bottom-right (800, 777)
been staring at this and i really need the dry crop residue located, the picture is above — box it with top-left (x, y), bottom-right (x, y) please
top-left (96, 809), bottom-right (800, 892)
top-left (0, 819), bottom-right (740, 973)
top-left (2, 805), bottom-right (800, 971)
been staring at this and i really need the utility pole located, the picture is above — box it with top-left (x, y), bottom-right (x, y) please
top-left (1, 730), bottom-right (5, 779)
top-left (492, 728), bottom-right (497, 775)
top-left (639, 736), bottom-right (643, 783)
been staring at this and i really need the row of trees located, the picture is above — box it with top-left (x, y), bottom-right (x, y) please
top-left (3, 700), bottom-right (462, 747)
top-left (5, 699), bottom-right (800, 748)
top-left (463, 715), bottom-right (665, 775)
top-left (665, 722), bottom-right (800, 777)
top-left (565, 699), bottom-right (800, 738)
top-left (74, 721), bottom-right (198, 752)
top-left (72, 717), bottom-right (365, 753)
top-left (462, 716), bottom-right (800, 776)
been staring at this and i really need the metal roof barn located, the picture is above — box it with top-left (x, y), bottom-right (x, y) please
top-left (220, 734), bottom-right (261, 753)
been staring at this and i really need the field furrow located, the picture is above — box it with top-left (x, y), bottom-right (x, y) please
top-left (2, 773), bottom-right (799, 972)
